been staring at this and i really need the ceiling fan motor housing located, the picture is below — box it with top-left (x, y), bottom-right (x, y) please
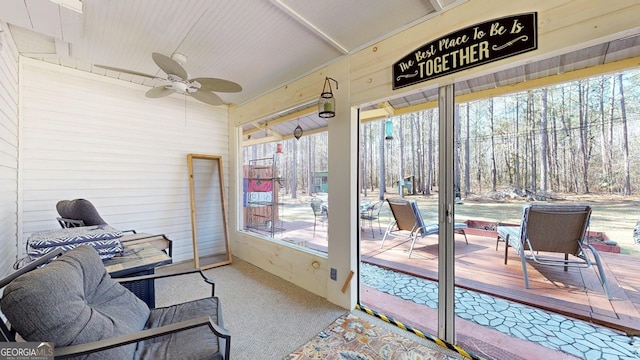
top-left (164, 75), bottom-right (200, 94)
top-left (186, 80), bottom-right (201, 93)
top-left (170, 82), bottom-right (189, 93)
top-left (171, 52), bottom-right (188, 66)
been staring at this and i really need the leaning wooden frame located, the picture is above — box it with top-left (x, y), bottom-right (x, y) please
top-left (187, 154), bottom-right (233, 270)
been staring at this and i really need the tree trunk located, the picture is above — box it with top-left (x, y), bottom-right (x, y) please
top-left (454, 105), bottom-right (462, 197)
top-left (292, 139), bottom-right (298, 198)
top-left (399, 116), bottom-right (405, 198)
top-left (515, 95), bottom-right (521, 194)
top-left (370, 122), bottom-right (375, 191)
top-left (464, 104), bottom-right (471, 196)
top-left (362, 123), bottom-right (367, 197)
top-left (308, 136), bottom-right (314, 194)
top-left (598, 77), bottom-right (610, 192)
top-left (618, 73), bottom-right (631, 195)
top-left (540, 88), bottom-right (549, 192)
top-left (527, 91), bottom-right (536, 192)
top-left (559, 86), bottom-right (577, 192)
top-left (419, 113), bottom-right (426, 194)
top-left (489, 98), bottom-right (497, 192)
top-left (379, 121), bottom-right (386, 199)
top-left (578, 81), bottom-right (591, 194)
top-left (409, 114), bottom-right (418, 195)
top-left (411, 114), bottom-right (422, 195)
top-left (550, 92), bottom-right (560, 191)
top-left (427, 111), bottom-right (434, 195)
top-left (474, 105), bottom-right (482, 192)
top-left (608, 75), bottom-right (616, 192)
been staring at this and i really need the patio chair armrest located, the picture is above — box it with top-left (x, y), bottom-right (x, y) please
top-left (497, 226), bottom-right (521, 249)
top-left (54, 316), bottom-right (230, 359)
top-left (2, 249), bottom-right (65, 287)
top-left (583, 243), bottom-right (612, 300)
top-left (56, 217), bottom-right (85, 228)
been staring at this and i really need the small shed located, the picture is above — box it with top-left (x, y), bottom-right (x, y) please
top-left (312, 171), bottom-right (328, 193)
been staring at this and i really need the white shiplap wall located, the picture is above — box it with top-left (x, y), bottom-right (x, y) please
top-left (19, 58), bottom-right (229, 262)
top-left (0, 22), bottom-right (19, 278)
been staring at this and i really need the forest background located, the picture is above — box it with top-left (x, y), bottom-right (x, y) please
top-left (242, 69), bottom-right (640, 252)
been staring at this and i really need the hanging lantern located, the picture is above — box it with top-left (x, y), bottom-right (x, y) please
top-left (318, 77), bottom-right (338, 118)
top-left (294, 124), bottom-right (303, 140)
top-left (385, 119), bottom-right (393, 140)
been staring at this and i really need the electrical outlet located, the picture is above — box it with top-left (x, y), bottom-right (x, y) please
top-left (330, 268), bottom-right (337, 281)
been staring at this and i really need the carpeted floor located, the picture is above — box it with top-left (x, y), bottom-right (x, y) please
top-left (155, 258), bottom-right (347, 359)
top-left (154, 257), bottom-right (466, 360)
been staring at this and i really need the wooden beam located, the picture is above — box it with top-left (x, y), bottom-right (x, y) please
top-left (270, 0), bottom-right (349, 54)
top-left (360, 101), bottom-right (395, 122)
top-left (429, 0), bottom-right (443, 11)
top-left (349, 1), bottom-right (640, 107)
top-left (243, 135), bottom-right (280, 147)
top-left (265, 128), bottom-right (283, 140)
top-left (378, 101), bottom-right (395, 116)
top-left (360, 108), bottom-right (388, 121)
top-left (243, 106), bottom-right (315, 136)
top-left (243, 126), bottom-right (328, 146)
top-left (246, 56), bottom-right (640, 138)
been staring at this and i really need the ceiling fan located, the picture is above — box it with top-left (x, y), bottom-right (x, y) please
top-left (95, 52), bottom-right (242, 106)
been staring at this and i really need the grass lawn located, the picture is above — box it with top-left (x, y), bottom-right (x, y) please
top-left (276, 191), bottom-right (640, 256)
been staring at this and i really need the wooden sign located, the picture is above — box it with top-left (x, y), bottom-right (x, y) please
top-left (393, 13), bottom-right (537, 90)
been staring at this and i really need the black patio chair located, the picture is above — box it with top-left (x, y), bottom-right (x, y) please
top-left (310, 198), bottom-right (327, 237)
top-left (56, 198), bottom-right (136, 233)
top-left (360, 200), bottom-right (384, 238)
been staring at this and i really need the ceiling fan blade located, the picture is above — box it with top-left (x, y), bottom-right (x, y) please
top-left (94, 64), bottom-right (158, 79)
top-left (145, 86), bottom-right (174, 98)
top-left (192, 78), bottom-right (242, 93)
top-left (152, 53), bottom-right (188, 80)
top-left (188, 91), bottom-right (224, 106)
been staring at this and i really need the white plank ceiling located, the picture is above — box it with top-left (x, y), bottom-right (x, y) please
top-left (1, 0), bottom-right (639, 145)
top-left (0, 0), bottom-right (464, 106)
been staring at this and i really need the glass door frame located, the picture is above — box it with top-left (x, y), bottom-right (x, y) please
top-left (437, 84), bottom-right (456, 342)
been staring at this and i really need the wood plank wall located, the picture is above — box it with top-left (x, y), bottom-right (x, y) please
top-left (0, 22), bottom-right (19, 278)
top-left (18, 58), bottom-right (229, 263)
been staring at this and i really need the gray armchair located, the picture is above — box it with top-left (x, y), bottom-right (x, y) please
top-left (0, 246), bottom-right (230, 359)
top-left (56, 198), bottom-right (108, 227)
top-left (56, 198), bottom-right (136, 234)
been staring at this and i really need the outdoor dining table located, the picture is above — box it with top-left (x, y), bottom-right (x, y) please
top-left (316, 202), bottom-right (376, 231)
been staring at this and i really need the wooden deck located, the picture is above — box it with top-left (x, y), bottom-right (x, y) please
top-left (365, 231), bottom-right (640, 335)
top-left (274, 220), bottom-right (640, 335)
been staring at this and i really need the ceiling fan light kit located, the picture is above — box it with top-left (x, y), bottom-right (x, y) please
top-left (95, 52), bottom-right (242, 106)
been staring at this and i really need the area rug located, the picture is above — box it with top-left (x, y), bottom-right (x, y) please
top-left (284, 313), bottom-right (459, 359)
